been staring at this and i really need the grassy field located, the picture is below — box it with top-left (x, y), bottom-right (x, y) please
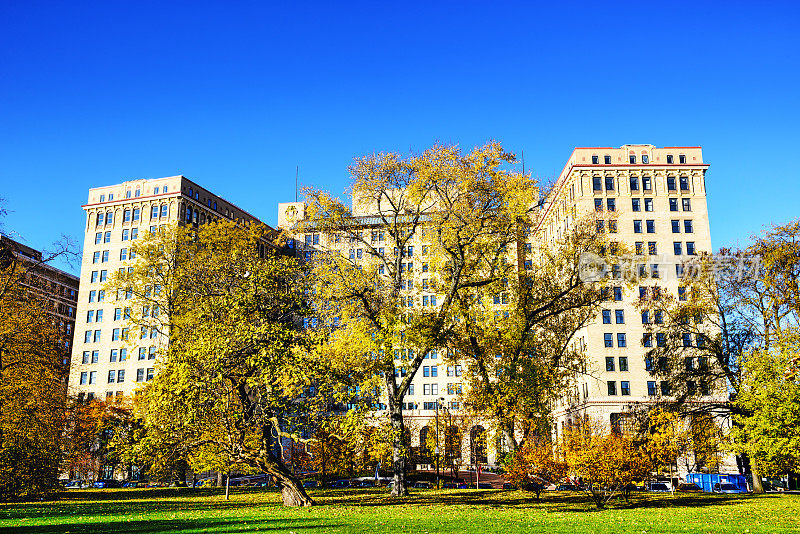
top-left (0, 487), bottom-right (797, 533)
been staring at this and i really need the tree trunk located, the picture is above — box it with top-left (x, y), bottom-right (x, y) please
top-left (751, 462), bottom-right (765, 494)
top-left (389, 399), bottom-right (409, 497)
top-left (258, 456), bottom-right (314, 506)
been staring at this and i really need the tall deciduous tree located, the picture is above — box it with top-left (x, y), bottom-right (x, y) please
top-left (301, 142), bottom-right (537, 495)
top-left (106, 221), bottom-right (320, 506)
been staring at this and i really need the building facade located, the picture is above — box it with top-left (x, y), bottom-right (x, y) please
top-left (68, 175), bottom-right (270, 401)
top-left (0, 234), bottom-right (80, 358)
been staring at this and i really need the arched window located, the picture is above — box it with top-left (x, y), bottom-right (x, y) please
top-left (641, 151), bottom-right (649, 164)
top-left (96, 212), bottom-right (104, 227)
top-left (629, 150), bottom-right (636, 164)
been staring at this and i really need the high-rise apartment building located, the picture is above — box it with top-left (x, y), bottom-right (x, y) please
top-left (68, 176), bottom-right (270, 402)
top-left (0, 234), bottom-right (80, 357)
top-left (278, 144), bottom-right (723, 470)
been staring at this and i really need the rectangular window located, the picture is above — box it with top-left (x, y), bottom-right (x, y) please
top-left (642, 176), bottom-right (652, 190)
top-left (606, 356), bottom-right (615, 371)
top-left (680, 176), bottom-right (690, 190)
top-left (605, 176), bottom-right (614, 191)
top-left (423, 366), bottom-right (430, 377)
top-left (644, 198), bottom-right (653, 212)
top-left (592, 155), bottom-right (599, 164)
top-left (684, 220), bottom-right (693, 233)
top-left (629, 154), bottom-right (636, 164)
top-left (131, 228), bottom-right (138, 240)
top-left (615, 309), bottom-right (624, 324)
top-left (682, 198), bottom-right (691, 211)
top-left (667, 176), bottom-right (676, 191)
top-left (669, 198), bottom-right (678, 212)
top-left (431, 366), bottom-right (438, 377)
top-left (92, 251), bottom-right (100, 264)
top-left (602, 309), bottom-right (611, 324)
top-left (646, 220), bottom-right (655, 233)
top-left (674, 242), bottom-right (683, 255)
top-left (661, 381), bottom-right (670, 395)
top-left (119, 348), bottom-right (127, 361)
top-left (604, 333), bottom-right (613, 348)
top-left (617, 333), bottom-right (627, 347)
top-left (633, 220), bottom-right (642, 233)
top-left (606, 198), bottom-right (616, 212)
top-left (648, 242), bottom-right (657, 255)
top-left (619, 357), bottom-right (628, 372)
top-left (117, 369), bottom-right (125, 382)
top-left (89, 371), bottom-right (97, 384)
top-left (631, 198), bottom-right (641, 212)
top-left (643, 333), bottom-right (652, 348)
top-left (683, 333), bottom-right (692, 347)
top-left (650, 264), bottom-right (660, 278)
top-left (613, 286), bottom-right (622, 301)
top-left (108, 370), bottom-right (116, 383)
top-left (80, 372), bottom-right (88, 385)
top-left (100, 270), bottom-right (107, 282)
top-left (110, 349), bottom-right (118, 362)
top-left (604, 155), bottom-right (611, 164)
top-left (635, 242), bottom-right (643, 255)
top-left (629, 176), bottom-right (639, 191)
top-left (647, 381), bottom-right (657, 396)
top-left (596, 220), bottom-right (605, 233)
top-left (672, 220), bottom-right (680, 233)
top-left (607, 381), bottom-right (617, 395)
top-left (621, 381), bottom-right (630, 396)
top-left (593, 176), bottom-right (602, 191)
top-left (656, 333), bottom-right (666, 347)
top-left (136, 369), bottom-right (144, 382)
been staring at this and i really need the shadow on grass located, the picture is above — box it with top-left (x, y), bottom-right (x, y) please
top-left (0, 517), bottom-right (341, 534)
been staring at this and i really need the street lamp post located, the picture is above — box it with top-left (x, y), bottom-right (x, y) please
top-left (434, 399), bottom-right (440, 489)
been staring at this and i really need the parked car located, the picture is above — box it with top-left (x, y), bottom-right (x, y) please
top-left (93, 479), bottom-right (122, 489)
top-left (302, 480), bottom-right (319, 489)
top-left (355, 479), bottom-right (376, 488)
top-left (649, 482), bottom-right (671, 492)
top-left (476, 482), bottom-right (493, 489)
top-left (442, 482), bottom-right (458, 489)
top-left (413, 481), bottom-right (432, 489)
top-left (502, 482), bottom-right (516, 490)
top-left (122, 481), bottom-right (140, 488)
top-left (713, 483), bottom-right (746, 494)
top-left (556, 484), bottom-right (579, 491)
top-left (330, 479), bottom-right (351, 489)
top-left (677, 483), bottom-right (702, 492)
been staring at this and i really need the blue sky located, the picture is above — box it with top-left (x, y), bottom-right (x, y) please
top-left (1, 1), bottom-right (798, 274)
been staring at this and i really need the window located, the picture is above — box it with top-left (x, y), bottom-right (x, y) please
top-left (110, 349), bottom-right (118, 362)
top-left (117, 369), bottom-right (125, 382)
top-left (629, 153), bottom-right (636, 164)
top-left (607, 381), bottom-right (617, 395)
top-left (642, 176), bottom-right (652, 190)
top-left (604, 333), bottom-right (613, 348)
top-left (683, 333), bottom-right (692, 347)
top-left (666, 154), bottom-right (674, 164)
top-left (613, 286), bottom-right (622, 301)
top-left (671, 220), bottom-right (680, 233)
top-left (96, 212), bottom-right (104, 226)
top-left (641, 154), bottom-right (649, 164)
top-left (643, 333), bottom-right (652, 347)
top-left (646, 220), bottom-right (655, 233)
top-left (661, 381), bottom-right (670, 395)
top-left (644, 198), bottom-right (653, 212)
top-left (112, 328), bottom-right (120, 341)
top-left (593, 176), bottom-right (602, 191)
top-left (423, 366), bottom-right (430, 377)
top-left (684, 220), bottom-right (694, 233)
top-left (604, 155), bottom-right (611, 164)
top-left (655, 310), bottom-right (663, 324)
top-left (685, 357), bottom-right (695, 371)
top-left (651, 264), bottom-right (660, 278)
top-left (89, 371), bottom-right (97, 384)
top-left (615, 309), bottom-right (625, 324)
top-left (678, 286), bottom-right (687, 301)
top-left (617, 333), bottom-right (627, 347)
top-left (160, 204), bottom-right (168, 218)
top-left (635, 241), bottom-right (644, 255)
top-left (592, 155), bottom-right (599, 164)
top-left (100, 270), bottom-right (107, 282)
top-left (680, 176), bottom-right (690, 191)
top-left (108, 370), bottom-right (116, 383)
top-left (120, 248), bottom-right (127, 261)
top-left (136, 369), bottom-right (144, 382)
top-left (633, 220), bottom-right (642, 233)
top-left (106, 211), bottom-right (113, 225)
top-left (641, 310), bottom-right (650, 324)
top-left (431, 366), bottom-right (438, 377)
top-left (131, 228), bottom-right (138, 240)
top-left (133, 208), bottom-right (140, 222)
top-left (648, 381), bottom-right (657, 396)
top-left (151, 206), bottom-right (158, 219)
top-left (148, 346), bottom-right (156, 359)
top-left (98, 290), bottom-right (105, 301)
top-left (101, 250), bottom-right (109, 262)
top-left (122, 229), bottom-right (129, 241)
top-left (95, 232), bottom-right (102, 245)
top-left (656, 333), bottom-right (666, 347)
top-left (90, 271), bottom-right (98, 283)
top-left (621, 381), bottom-right (630, 395)
top-left (602, 309), bottom-right (611, 324)
top-left (682, 198), bottom-right (691, 211)
top-left (596, 220), bottom-right (605, 233)
top-left (674, 242), bottom-right (683, 255)
top-left (631, 198), bottom-right (641, 211)
top-left (619, 357), bottom-right (628, 372)
top-left (606, 357), bottom-right (615, 371)
top-left (96, 309), bottom-right (103, 322)
top-left (648, 242), bottom-right (657, 255)
top-left (630, 176), bottom-right (639, 191)
top-left (605, 176), bottom-right (614, 191)
top-left (667, 177), bottom-right (676, 191)
top-left (669, 198), bottom-right (679, 211)
top-left (606, 198), bottom-right (616, 212)
top-left (92, 251), bottom-right (100, 264)
top-left (80, 372), bottom-right (88, 385)
top-left (679, 154), bottom-right (687, 164)
top-left (138, 347), bottom-right (146, 360)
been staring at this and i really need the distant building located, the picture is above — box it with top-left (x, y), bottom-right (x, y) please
top-left (67, 176), bottom-right (273, 402)
top-left (0, 234), bottom-right (80, 362)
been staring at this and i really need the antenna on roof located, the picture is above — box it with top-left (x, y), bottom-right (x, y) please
top-left (295, 166), bottom-right (299, 202)
top-left (521, 149), bottom-right (525, 175)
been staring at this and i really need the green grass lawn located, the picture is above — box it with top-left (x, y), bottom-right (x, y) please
top-left (0, 487), bottom-right (797, 533)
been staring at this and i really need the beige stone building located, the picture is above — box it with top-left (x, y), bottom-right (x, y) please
top-left (278, 144), bottom-right (726, 472)
top-left (68, 176), bottom-right (270, 401)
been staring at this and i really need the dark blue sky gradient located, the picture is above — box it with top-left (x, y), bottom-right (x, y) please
top-left (1, 1), bottom-right (798, 274)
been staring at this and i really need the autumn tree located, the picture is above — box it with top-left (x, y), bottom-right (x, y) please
top-left (0, 228), bottom-right (76, 500)
top-left (453, 214), bottom-right (619, 452)
top-left (503, 437), bottom-right (566, 499)
top-left (563, 420), bottom-right (652, 509)
top-left (105, 220), bottom-right (321, 506)
top-left (301, 142), bottom-right (537, 495)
